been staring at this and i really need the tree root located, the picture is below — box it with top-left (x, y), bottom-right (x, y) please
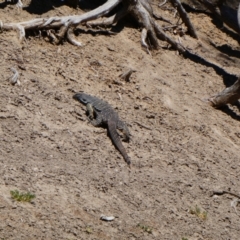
top-left (159, 0), bottom-right (168, 8)
top-left (154, 22), bottom-right (185, 53)
top-left (67, 27), bottom-right (82, 47)
top-left (141, 28), bottom-right (151, 53)
top-left (170, 0), bottom-right (198, 39)
top-left (47, 29), bottom-right (58, 43)
top-left (200, 0), bottom-right (240, 35)
top-left (1, 0), bottom-right (121, 40)
top-left (0, 0), bottom-right (197, 54)
top-left (86, 7), bottom-right (127, 27)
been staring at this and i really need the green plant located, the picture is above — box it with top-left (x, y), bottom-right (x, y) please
top-left (137, 223), bottom-right (153, 234)
top-left (182, 238), bottom-right (188, 240)
top-left (10, 190), bottom-right (35, 202)
top-left (190, 205), bottom-right (207, 220)
top-left (85, 226), bottom-right (93, 234)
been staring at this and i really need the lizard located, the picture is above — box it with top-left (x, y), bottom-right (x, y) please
top-left (73, 92), bottom-right (131, 166)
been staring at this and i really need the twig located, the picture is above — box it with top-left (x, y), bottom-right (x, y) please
top-left (9, 67), bottom-right (20, 85)
top-left (170, 0), bottom-right (198, 39)
top-left (212, 190), bottom-right (240, 216)
top-left (159, 0), bottom-right (168, 8)
top-left (141, 28), bottom-right (151, 55)
top-left (134, 121), bottom-right (152, 130)
top-left (47, 30), bottom-right (58, 43)
top-left (154, 22), bottom-right (186, 53)
top-left (67, 27), bottom-right (82, 47)
top-left (119, 68), bottom-right (136, 82)
top-left (76, 27), bottom-right (117, 35)
top-left (231, 198), bottom-right (240, 215)
top-left (117, 93), bottom-right (122, 101)
top-left (163, 24), bottom-right (180, 30)
top-left (90, 67), bottom-right (99, 77)
top-left (153, 14), bottom-right (172, 24)
top-left (211, 190), bottom-right (240, 199)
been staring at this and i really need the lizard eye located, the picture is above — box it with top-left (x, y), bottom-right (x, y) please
top-left (82, 98), bottom-right (87, 103)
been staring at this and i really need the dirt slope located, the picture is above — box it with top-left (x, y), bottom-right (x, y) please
top-left (0, 1), bottom-right (240, 239)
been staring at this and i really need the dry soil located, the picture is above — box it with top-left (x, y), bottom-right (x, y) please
top-left (1, 1), bottom-right (240, 239)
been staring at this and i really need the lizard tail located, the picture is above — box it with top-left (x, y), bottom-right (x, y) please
top-left (108, 121), bottom-right (131, 165)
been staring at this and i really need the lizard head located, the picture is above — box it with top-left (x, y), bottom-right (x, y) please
top-left (73, 93), bottom-right (89, 105)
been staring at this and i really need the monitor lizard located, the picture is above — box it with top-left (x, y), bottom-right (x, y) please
top-left (73, 93), bottom-right (131, 166)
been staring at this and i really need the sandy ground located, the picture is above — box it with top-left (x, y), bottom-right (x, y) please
top-left (0, 1), bottom-right (240, 239)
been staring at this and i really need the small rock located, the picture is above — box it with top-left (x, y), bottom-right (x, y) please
top-left (100, 215), bottom-right (115, 221)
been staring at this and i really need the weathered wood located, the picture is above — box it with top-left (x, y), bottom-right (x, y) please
top-left (0, 0), bottom-right (194, 53)
top-left (154, 22), bottom-right (186, 53)
top-left (200, 0), bottom-right (240, 35)
top-left (127, 0), bottom-right (159, 49)
top-left (0, 0), bottom-right (121, 32)
top-left (170, 0), bottom-right (198, 39)
top-left (209, 76), bottom-right (240, 108)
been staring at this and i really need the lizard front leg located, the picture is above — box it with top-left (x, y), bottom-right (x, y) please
top-left (86, 103), bottom-right (95, 120)
top-left (86, 103), bottom-right (103, 127)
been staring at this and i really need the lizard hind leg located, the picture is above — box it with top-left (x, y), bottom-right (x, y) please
top-left (117, 120), bottom-right (130, 142)
top-left (89, 113), bottom-right (103, 127)
top-left (86, 103), bottom-right (102, 126)
top-left (86, 103), bottom-right (102, 127)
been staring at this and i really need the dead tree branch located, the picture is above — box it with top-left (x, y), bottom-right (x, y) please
top-left (200, 0), bottom-right (240, 35)
top-left (208, 76), bottom-right (240, 108)
top-left (0, 0), bottom-right (121, 42)
top-left (128, 0), bottom-right (159, 49)
top-left (87, 6), bottom-right (128, 27)
top-left (0, 0), bottom-right (196, 54)
top-left (170, 0), bottom-right (198, 39)
top-left (154, 22), bottom-right (186, 53)
top-left (119, 69), bottom-right (136, 82)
